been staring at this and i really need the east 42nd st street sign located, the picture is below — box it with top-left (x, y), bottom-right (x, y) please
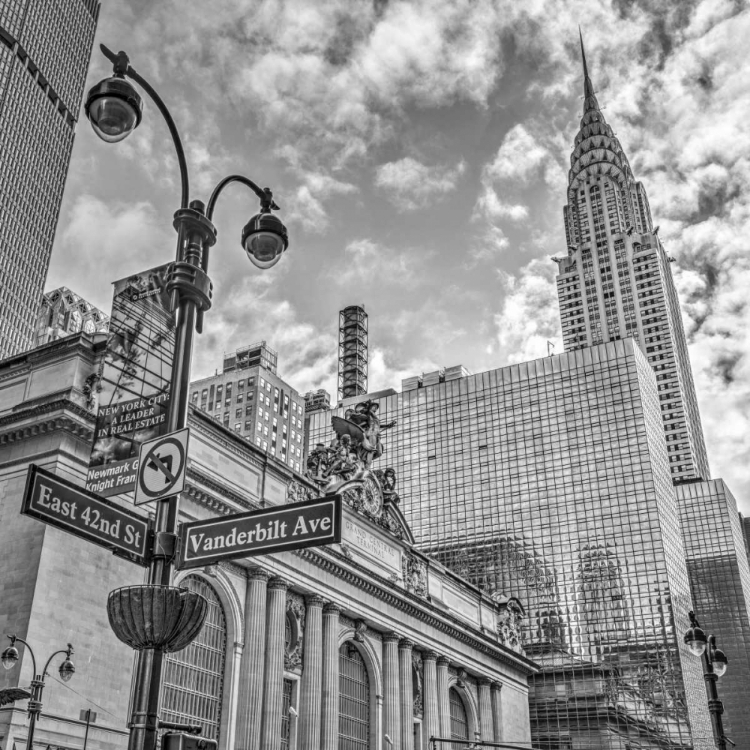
top-left (179, 495), bottom-right (342, 569)
top-left (21, 464), bottom-right (150, 566)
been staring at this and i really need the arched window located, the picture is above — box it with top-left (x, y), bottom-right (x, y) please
top-left (339, 642), bottom-right (370, 749)
top-left (449, 688), bottom-right (469, 741)
top-left (161, 576), bottom-right (227, 740)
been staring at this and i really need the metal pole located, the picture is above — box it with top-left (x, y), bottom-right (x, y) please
top-left (83, 710), bottom-right (92, 750)
top-left (127, 206), bottom-right (215, 750)
top-left (25, 675), bottom-right (42, 750)
top-left (703, 639), bottom-right (727, 750)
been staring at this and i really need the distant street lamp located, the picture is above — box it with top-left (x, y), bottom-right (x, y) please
top-left (1, 634), bottom-right (75, 750)
top-left (84, 44), bottom-right (290, 750)
top-left (684, 611), bottom-right (730, 749)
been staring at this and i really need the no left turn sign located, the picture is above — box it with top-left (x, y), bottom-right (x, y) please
top-left (134, 428), bottom-right (190, 506)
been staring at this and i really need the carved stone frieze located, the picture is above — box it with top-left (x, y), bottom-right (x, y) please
top-left (284, 591), bottom-right (306, 671)
top-left (402, 553), bottom-right (428, 599)
top-left (493, 595), bottom-right (526, 655)
top-left (412, 651), bottom-right (424, 718)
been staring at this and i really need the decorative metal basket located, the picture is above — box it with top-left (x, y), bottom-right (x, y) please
top-left (107, 585), bottom-right (207, 652)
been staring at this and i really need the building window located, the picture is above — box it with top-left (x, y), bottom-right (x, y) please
top-left (339, 642), bottom-right (370, 749)
top-left (280, 678), bottom-right (294, 749)
top-left (449, 688), bottom-right (469, 741)
top-left (161, 576), bottom-right (227, 740)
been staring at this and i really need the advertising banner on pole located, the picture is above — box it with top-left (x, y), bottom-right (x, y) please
top-left (85, 265), bottom-right (175, 498)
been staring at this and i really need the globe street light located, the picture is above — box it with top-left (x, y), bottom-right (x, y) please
top-left (84, 44), bottom-right (290, 750)
top-left (1, 635), bottom-right (75, 750)
top-left (684, 611), bottom-right (730, 749)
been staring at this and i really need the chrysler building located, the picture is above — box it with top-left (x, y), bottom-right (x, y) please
top-left (553, 37), bottom-right (710, 483)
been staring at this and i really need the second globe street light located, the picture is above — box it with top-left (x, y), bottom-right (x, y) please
top-left (1, 635), bottom-right (75, 750)
top-left (684, 611), bottom-right (730, 750)
top-left (84, 44), bottom-right (290, 750)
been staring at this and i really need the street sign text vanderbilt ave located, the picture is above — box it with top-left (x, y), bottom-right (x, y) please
top-left (179, 495), bottom-right (342, 569)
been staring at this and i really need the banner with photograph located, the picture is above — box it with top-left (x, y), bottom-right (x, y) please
top-left (86, 265), bottom-right (175, 497)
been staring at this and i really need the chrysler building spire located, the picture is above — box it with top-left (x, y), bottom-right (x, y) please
top-left (579, 28), bottom-right (597, 106)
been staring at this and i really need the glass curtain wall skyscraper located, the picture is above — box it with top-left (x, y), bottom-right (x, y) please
top-left (552, 37), bottom-right (709, 484)
top-left (0, 0), bottom-right (100, 358)
top-left (308, 341), bottom-right (714, 749)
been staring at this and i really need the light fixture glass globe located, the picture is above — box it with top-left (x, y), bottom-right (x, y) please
top-left (684, 625), bottom-right (707, 656)
top-left (58, 658), bottom-right (75, 682)
top-left (85, 77), bottom-right (142, 144)
top-left (88, 97), bottom-right (139, 143)
top-left (245, 232), bottom-right (286, 269)
top-left (712, 649), bottom-right (728, 677)
top-left (241, 213), bottom-right (289, 270)
top-left (1, 646), bottom-right (19, 670)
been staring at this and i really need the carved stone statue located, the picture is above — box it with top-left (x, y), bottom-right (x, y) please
top-left (306, 401), bottom-right (397, 492)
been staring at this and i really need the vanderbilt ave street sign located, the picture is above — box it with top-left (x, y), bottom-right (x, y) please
top-left (179, 495), bottom-right (342, 569)
top-left (22, 465), bottom-right (150, 566)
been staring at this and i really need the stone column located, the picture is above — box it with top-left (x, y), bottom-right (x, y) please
top-left (478, 678), bottom-right (493, 741)
top-left (224, 641), bottom-right (244, 750)
top-left (422, 651), bottom-right (440, 749)
top-left (399, 639), bottom-right (414, 750)
top-left (491, 682), bottom-right (503, 742)
top-left (260, 576), bottom-right (288, 750)
top-left (383, 632), bottom-right (401, 750)
top-left (298, 595), bottom-right (325, 748)
top-left (436, 656), bottom-right (450, 739)
top-left (235, 567), bottom-right (269, 750)
top-left (321, 602), bottom-right (341, 750)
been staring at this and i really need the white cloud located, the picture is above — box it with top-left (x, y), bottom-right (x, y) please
top-left (375, 157), bottom-right (466, 211)
top-left (494, 258), bottom-right (561, 365)
top-left (333, 239), bottom-right (433, 288)
top-left (47, 195), bottom-right (173, 311)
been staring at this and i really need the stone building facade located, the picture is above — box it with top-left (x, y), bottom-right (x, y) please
top-left (0, 334), bottom-right (535, 750)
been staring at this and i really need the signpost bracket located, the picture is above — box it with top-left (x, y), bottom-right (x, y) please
top-left (152, 531), bottom-right (177, 563)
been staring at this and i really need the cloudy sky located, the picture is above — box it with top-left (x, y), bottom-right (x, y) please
top-left (48, 0), bottom-right (750, 509)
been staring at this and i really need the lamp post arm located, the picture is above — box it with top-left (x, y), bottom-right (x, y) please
top-left (9, 636), bottom-right (37, 677)
top-left (99, 44), bottom-right (189, 209)
top-left (206, 175), bottom-right (278, 221)
top-left (41, 645), bottom-right (73, 679)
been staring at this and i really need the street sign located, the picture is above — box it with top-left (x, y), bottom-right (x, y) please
top-left (134, 427), bottom-right (189, 507)
top-left (179, 495), bottom-right (343, 569)
top-left (21, 465), bottom-right (150, 566)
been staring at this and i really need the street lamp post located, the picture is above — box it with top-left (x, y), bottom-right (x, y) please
top-left (1, 635), bottom-right (75, 750)
top-left (684, 611), bottom-right (731, 749)
top-left (84, 45), bottom-right (289, 750)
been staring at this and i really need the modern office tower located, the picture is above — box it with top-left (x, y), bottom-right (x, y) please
top-left (677, 480), bottom-right (750, 748)
top-left (338, 304), bottom-right (368, 401)
top-left (552, 39), bottom-right (709, 484)
top-left (308, 340), bottom-right (714, 749)
top-left (34, 286), bottom-right (109, 346)
top-left (0, 0), bottom-right (100, 359)
top-left (190, 342), bottom-right (305, 473)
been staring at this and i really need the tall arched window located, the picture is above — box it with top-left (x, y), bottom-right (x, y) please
top-left (339, 642), bottom-right (370, 749)
top-left (449, 688), bottom-right (469, 741)
top-left (161, 576), bottom-right (228, 740)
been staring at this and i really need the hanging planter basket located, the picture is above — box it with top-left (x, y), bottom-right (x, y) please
top-left (107, 585), bottom-right (207, 653)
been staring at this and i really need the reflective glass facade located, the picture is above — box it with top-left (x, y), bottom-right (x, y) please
top-left (677, 480), bottom-right (750, 748)
top-left (308, 340), bottom-right (713, 748)
top-left (0, 0), bottom-right (99, 358)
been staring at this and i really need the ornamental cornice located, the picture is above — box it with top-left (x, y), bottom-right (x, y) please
top-left (294, 546), bottom-right (536, 676)
top-left (184, 466), bottom-right (261, 514)
top-left (188, 408), bottom-right (269, 473)
top-left (0, 409), bottom-right (94, 446)
top-left (0, 397), bottom-right (94, 429)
